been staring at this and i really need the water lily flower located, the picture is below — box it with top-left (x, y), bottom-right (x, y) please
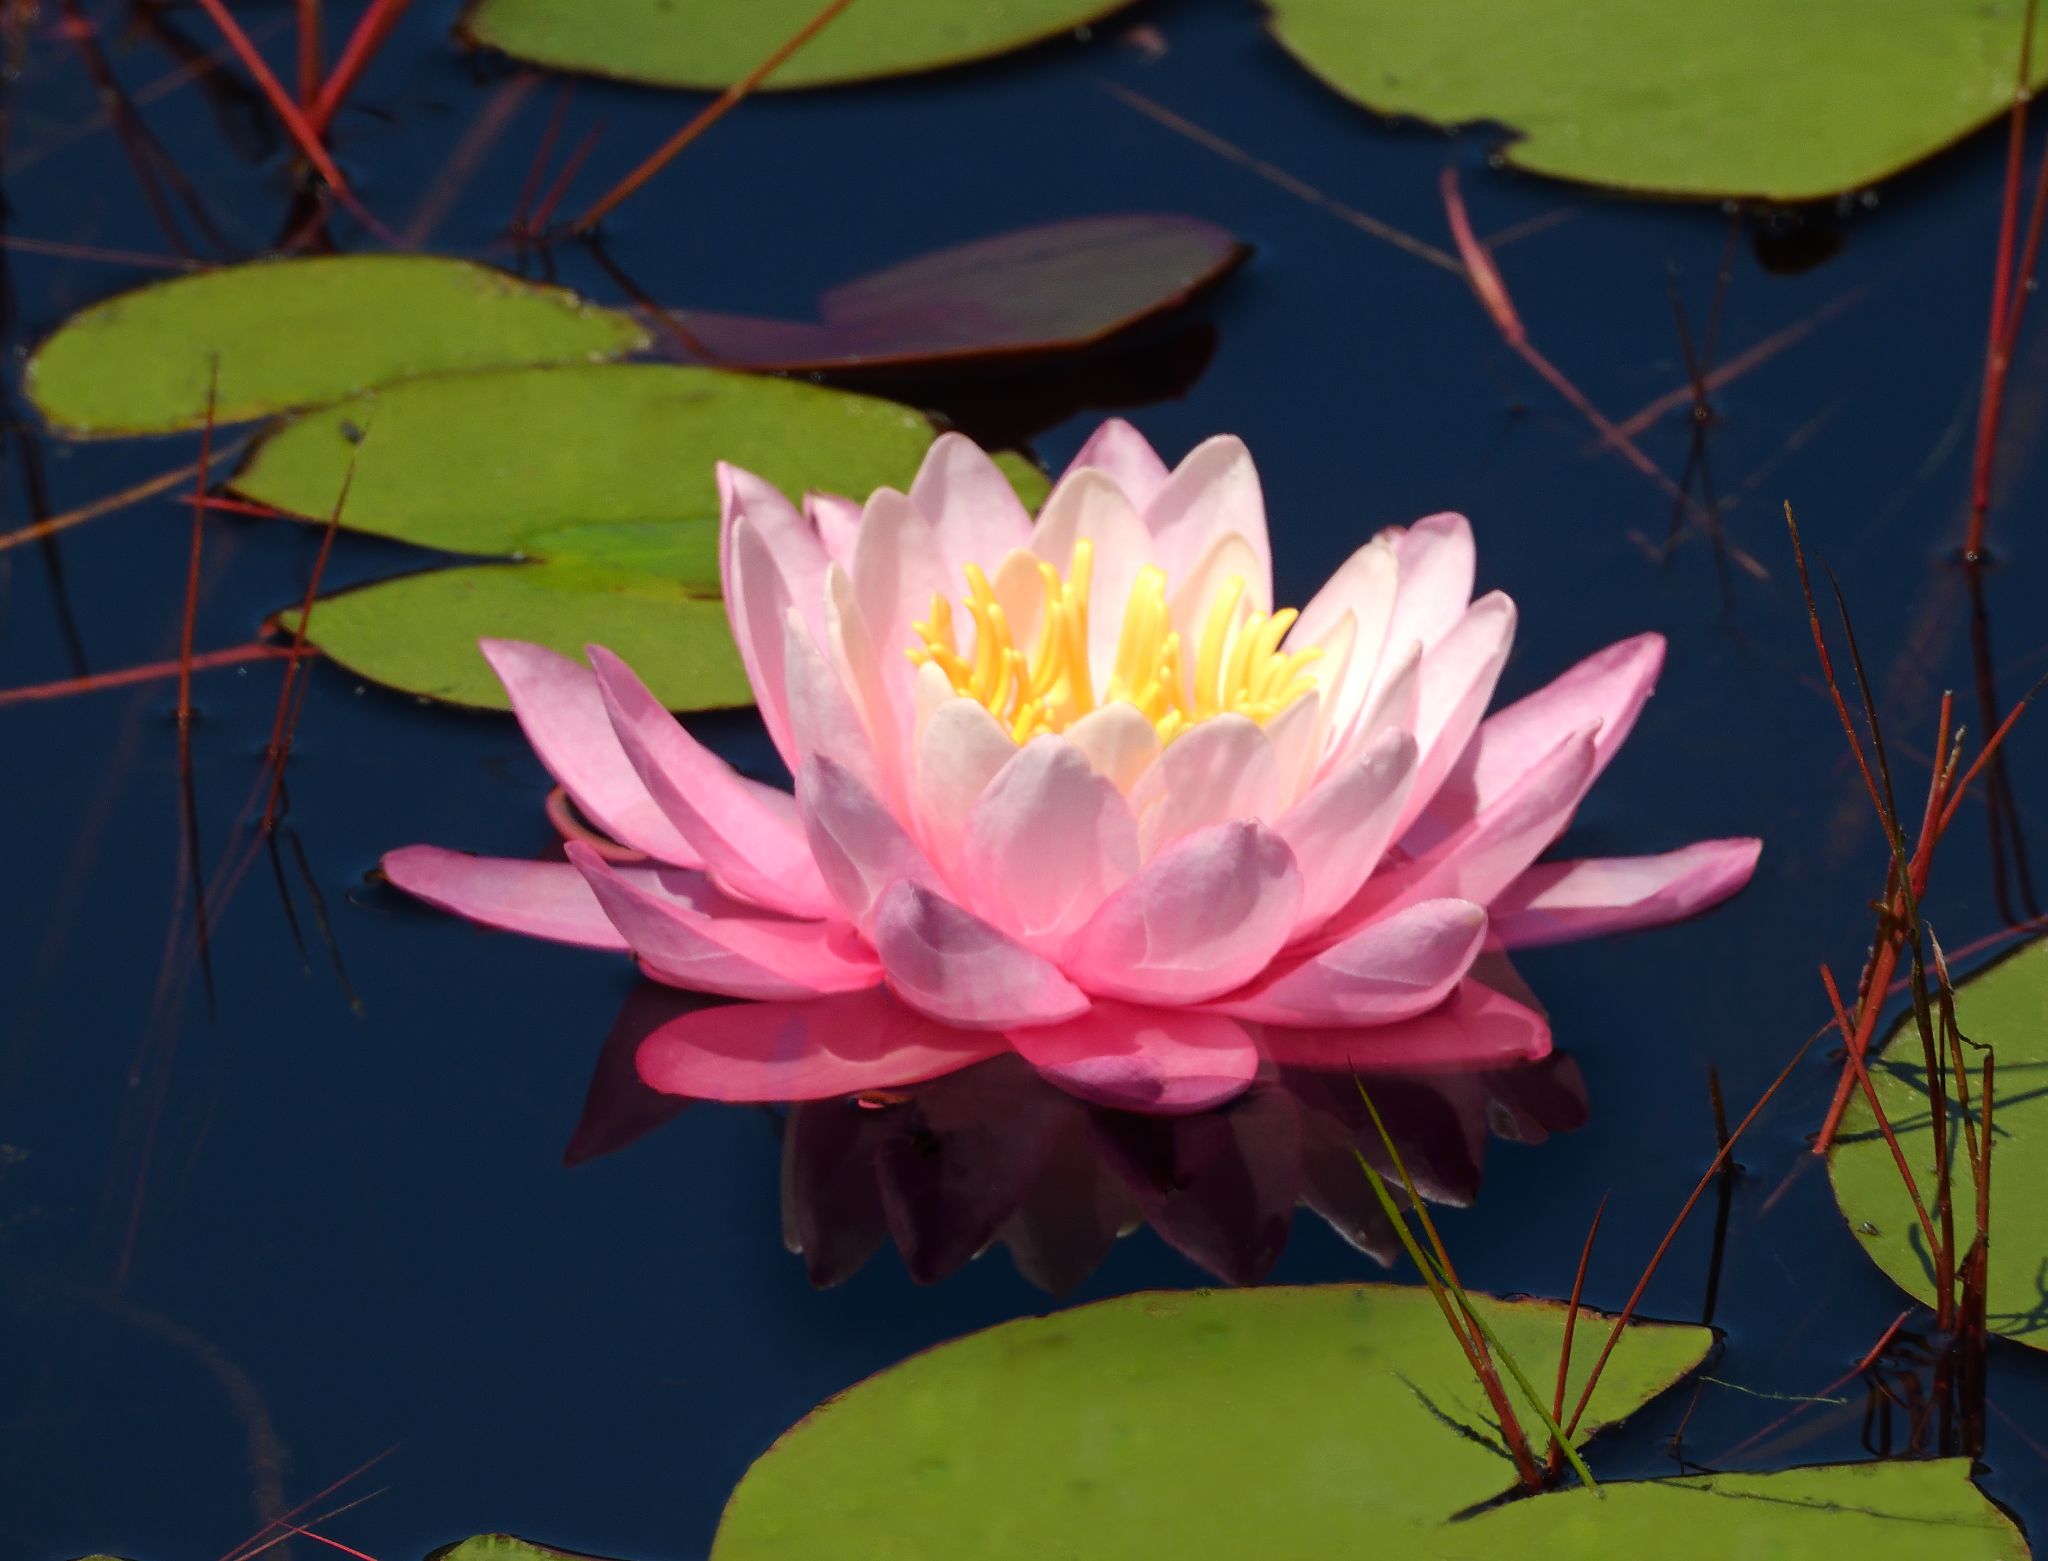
top-left (386, 423), bottom-right (1759, 1109)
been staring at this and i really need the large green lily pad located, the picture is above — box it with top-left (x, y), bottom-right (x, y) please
top-left (1265, 0), bottom-right (2048, 202)
top-left (234, 363), bottom-right (1044, 556)
top-left (460, 0), bottom-right (1137, 91)
top-left (710, 1284), bottom-right (1712, 1557)
top-left (26, 256), bottom-right (646, 436)
top-left (247, 364), bottom-right (1046, 711)
top-left (1830, 935), bottom-right (2048, 1349)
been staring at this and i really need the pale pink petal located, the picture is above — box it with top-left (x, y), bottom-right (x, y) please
top-left (1131, 713), bottom-right (1279, 858)
top-left (1259, 978), bottom-right (1552, 1072)
top-left (960, 736), bottom-right (1139, 953)
top-left (782, 605), bottom-right (886, 796)
top-left (715, 463), bottom-right (826, 635)
top-left (722, 510), bottom-right (803, 772)
top-left (1009, 1001), bottom-right (1258, 1114)
top-left (870, 879), bottom-right (1090, 1029)
top-left (1336, 726), bottom-right (1600, 933)
top-left (913, 696), bottom-right (1017, 873)
top-left (1063, 416), bottom-right (1170, 510)
top-left (1142, 435), bottom-right (1270, 604)
top-left (796, 756), bottom-right (945, 931)
top-left (569, 842), bottom-right (881, 999)
top-left (384, 845), bottom-right (628, 950)
top-left (1382, 511), bottom-right (1475, 653)
top-left (804, 491), bottom-right (861, 568)
top-left (1424, 632), bottom-right (1665, 838)
top-left (1291, 537), bottom-right (1397, 675)
top-left (1063, 702), bottom-right (1161, 793)
top-left (1399, 591), bottom-right (1517, 831)
top-left (909, 431), bottom-right (1033, 565)
top-left (1208, 898), bottom-right (1486, 1025)
top-left (823, 563), bottom-right (909, 801)
top-left (637, 988), bottom-right (1003, 1102)
top-left (586, 645), bottom-right (834, 920)
top-left (1262, 685), bottom-right (1328, 808)
top-left (479, 640), bottom-right (701, 868)
top-left (1067, 821), bottom-right (1303, 1005)
top-left (851, 487), bottom-right (949, 698)
top-left (1168, 529), bottom-right (1269, 632)
top-left (1027, 468), bottom-right (1154, 676)
top-left (1491, 837), bottom-right (1761, 949)
top-left (1277, 729), bottom-right (1419, 938)
top-left (1322, 638), bottom-right (1421, 780)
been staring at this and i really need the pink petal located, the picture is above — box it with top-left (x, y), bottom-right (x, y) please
top-left (1338, 725), bottom-right (1599, 932)
top-left (913, 696), bottom-right (1017, 873)
top-left (713, 463), bottom-right (826, 634)
top-left (479, 639), bottom-right (702, 868)
top-left (721, 507), bottom-right (803, 772)
top-left (871, 879), bottom-right (1090, 1029)
top-left (1400, 590), bottom-right (1517, 831)
top-left (960, 735), bottom-right (1139, 953)
top-left (1067, 820), bottom-right (1303, 1005)
top-left (587, 645), bottom-right (834, 920)
top-left (1382, 511), bottom-right (1475, 653)
top-left (1290, 540), bottom-right (1397, 753)
top-left (1491, 837), bottom-right (1762, 949)
top-left (1027, 468), bottom-right (1154, 676)
top-left (1063, 417), bottom-right (1170, 510)
top-left (909, 431), bottom-right (1033, 566)
top-left (1208, 898), bottom-right (1486, 1025)
top-left (1131, 713), bottom-right (1279, 858)
top-left (383, 845), bottom-right (628, 950)
top-left (636, 988), bottom-right (1003, 1102)
top-left (782, 604), bottom-right (886, 797)
top-left (804, 491), bottom-right (861, 568)
top-left (823, 563), bottom-right (910, 801)
top-left (1277, 728), bottom-right (1419, 938)
top-left (1141, 435), bottom-right (1270, 604)
top-left (1259, 978), bottom-right (1553, 1073)
top-left (568, 842), bottom-right (881, 999)
top-left (796, 756), bottom-right (945, 930)
top-left (1008, 1001), bottom-right (1259, 1114)
top-left (1422, 631), bottom-right (1665, 838)
top-left (1063, 702), bottom-right (1161, 792)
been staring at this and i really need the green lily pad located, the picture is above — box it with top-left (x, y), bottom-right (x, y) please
top-left (1447, 1460), bottom-right (2025, 1559)
top-left (26, 256), bottom-right (647, 437)
top-left (234, 363), bottom-right (1047, 557)
top-left (1830, 935), bottom-right (2048, 1348)
top-left (431, 1538), bottom-right (619, 1561)
top-left (460, 0), bottom-right (1137, 91)
top-left (1265, 0), bottom-right (2048, 202)
top-left (710, 1284), bottom-right (1713, 1557)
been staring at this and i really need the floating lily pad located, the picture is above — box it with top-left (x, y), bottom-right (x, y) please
top-left (461, 0), bottom-right (1138, 92)
top-left (1830, 935), bottom-right (2048, 1349)
top-left (246, 364), bottom-right (1046, 711)
top-left (1265, 0), bottom-right (2048, 202)
top-left (666, 215), bottom-right (1248, 372)
top-left (235, 363), bottom-right (1046, 556)
top-left (432, 1539), bottom-right (618, 1561)
top-left (710, 1284), bottom-right (1713, 1557)
top-left (26, 256), bottom-right (647, 436)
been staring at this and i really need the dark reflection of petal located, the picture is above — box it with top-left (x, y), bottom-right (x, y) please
top-left (585, 980), bottom-right (1592, 1293)
top-left (874, 1055), bottom-right (1077, 1284)
top-left (563, 985), bottom-right (706, 1165)
top-left (1092, 1088), bottom-right (1304, 1286)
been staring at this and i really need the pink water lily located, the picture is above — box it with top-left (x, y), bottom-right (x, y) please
top-left (386, 422), bottom-right (1759, 1109)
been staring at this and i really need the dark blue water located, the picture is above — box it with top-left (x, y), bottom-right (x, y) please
top-left (7, 1), bottom-right (2048, 1556)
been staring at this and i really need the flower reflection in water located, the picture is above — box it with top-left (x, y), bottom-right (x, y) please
top-left (569, 980), bottom-right (1585, 1292)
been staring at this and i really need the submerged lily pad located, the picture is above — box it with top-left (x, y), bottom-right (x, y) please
top-left (1830, 935), bottom-right (2048, 1349)
top-left (248, 364), bottom-right (1046, 711)
top-left (461, 0), bottom-right (1138, 91)
top-left (26, 256), bottom-right (647, 436)
top-left (710, 1284), bottom-right (1713, 1557)
top-left (712, 1284), bottom-right (2025, 1556)
top-left (1265, 0), bottom-right (2048, 202)
top-left (667, 215), bottom-right (1248, 372)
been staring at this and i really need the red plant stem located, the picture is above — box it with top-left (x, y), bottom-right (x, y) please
top-left (177, 368), bottom-right (218, 737)
top-left (1563, 1025), bottom-right (1823, 1440)
top-left (188, 493), bottom-right (292, 519)
top-left (308, 0), bottom-right (411, 134)
top-left (0, 644), bottom-right (295, 707)
top-left (295, 0), bottom-right (321, 107)
top-left (1546, 1195), bottom-right (1605, 1482)
top-left (262, 455), bottom-right (359, 828)
top-left (1713, 1307), bottom-right (1912, 1465)
top-left (0, 447), bottom-right (250, 555)
top-left (1966, 0), bottom-right (2041, 559)
top-left (188, 0), bottom-right (352, 194)
top-left (511, 81), bottom-right (574, 235)
top-left (570, 0), bottom-right (858, 233)
top-left (527, 121), bottom-right (604, 234)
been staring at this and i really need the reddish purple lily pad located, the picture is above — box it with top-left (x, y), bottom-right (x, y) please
top-left (656, 214), bottom-right (1248, 372)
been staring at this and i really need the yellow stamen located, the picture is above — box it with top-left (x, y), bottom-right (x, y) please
top-left (905, 546), bottom-right (1322, 744)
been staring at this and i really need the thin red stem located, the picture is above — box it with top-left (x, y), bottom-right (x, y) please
top-left (188, 0), bottom-right (352, 193)
top-left (307, 0), bottom-right (412, 135)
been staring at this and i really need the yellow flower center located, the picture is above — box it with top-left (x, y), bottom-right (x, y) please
top-left (905, 539), bottom-right (1324, 744)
